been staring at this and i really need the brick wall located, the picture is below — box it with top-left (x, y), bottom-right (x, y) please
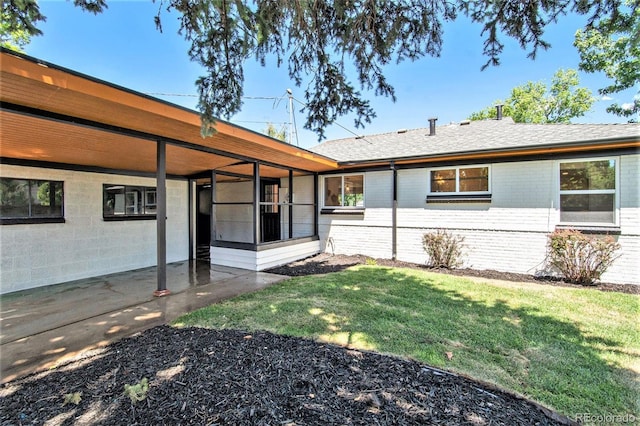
top-left (319, 155), bottom-right (639, 285)
top-left (0, 165), bottom-right (189, 294)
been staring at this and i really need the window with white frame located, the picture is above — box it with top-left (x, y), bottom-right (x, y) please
top-left (429, 166), bottom-right (490, 194)
top-left (559, 159), bottom-right (617, 225)
top-left (323, 174), bottom-right (364, 207)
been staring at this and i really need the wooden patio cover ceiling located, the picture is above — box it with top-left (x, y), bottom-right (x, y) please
top-left (0, 51), bottom-right (338, 179)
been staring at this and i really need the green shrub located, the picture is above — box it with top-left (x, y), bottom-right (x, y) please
top-left (547, 229), bottom-right (621, 285)
top-left (422, 230), bottom-right (465, 268)
top-left (123, 378), bottom-right (149, 404)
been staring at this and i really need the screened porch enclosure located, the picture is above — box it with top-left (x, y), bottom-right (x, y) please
top-left (199, 163), bottom-right (321, 271)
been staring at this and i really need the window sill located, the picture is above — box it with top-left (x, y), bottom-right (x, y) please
top-left (103, 215), bottom-right (157, 221)
top-left (0, 217), bottom-right (65, 225)
top-left (321, 208), bottom-right (365, 215)
top-left (426, 194), bottom-right (492, 204)
top-left (555, 224), bottom-right (621, 235)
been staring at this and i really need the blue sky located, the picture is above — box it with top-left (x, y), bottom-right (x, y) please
top-left (25, 1), bottom-right (632, 148)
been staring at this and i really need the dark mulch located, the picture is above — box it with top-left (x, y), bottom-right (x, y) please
top-left (5, 253), bottom-right (627, 425)
top-left (266, 253), bottom-right (638, 295)
top-left (0, 326), bottom-right (569, 425)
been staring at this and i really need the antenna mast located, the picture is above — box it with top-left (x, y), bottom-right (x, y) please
top-left (286, 88), bottom-right (298, 145)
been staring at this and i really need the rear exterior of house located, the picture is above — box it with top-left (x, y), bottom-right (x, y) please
top-left (0, 164), bottom-right (321, 294)
top-left (0, 49), bottom-right (336, 295)
top-left (313, 119), bottom-right (640, 285)
top-left (1, 49), bottom-right (639, 295)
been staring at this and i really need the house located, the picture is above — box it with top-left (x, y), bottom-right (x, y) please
top-left (311, 116), bottom-right (639, 285)
top-left (1, 49), bottom-right (638, 295)
top-left (0, 49), bottom-right (338, 294)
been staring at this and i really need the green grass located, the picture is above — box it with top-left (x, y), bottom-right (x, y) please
top-left (175, 266), bottom-right (640, 419)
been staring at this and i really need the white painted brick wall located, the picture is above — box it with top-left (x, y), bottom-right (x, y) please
top-left (395, 228), bottom-right (549, 274)
top-left (319, 156), bottom-right (639, 285)
top-left (318, 170), bottom-right (393, 239)
top-left (609, 154), bottom-right (640, 283)
top-left (321, 221), bottom-right (393, 259)
top-left (0, 165), bottom-right (189, 294)
top-left (602, 235), bottom-right (639, 284)
top-left (619, 155), bottom-right (640, 234)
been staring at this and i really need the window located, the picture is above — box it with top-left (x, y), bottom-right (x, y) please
top-left (0, 178), bottom-right (64, 224)
top-left (429, 166), bottom-right (490, 194)
top-left (323, 174), bottom-right (364, 208)
top-left (262, 182), bottom-right (279, 214)
top-left (559, 159), bottom-right (617, 225)
top-left (103, 184), bottom-right (156, 219)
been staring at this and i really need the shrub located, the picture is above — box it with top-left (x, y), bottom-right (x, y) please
top-left (123, 378), bottom-right (149, 404)
top-left (546, 229), bottom-right (621, 285)
top-left (422, 230), bottom-right (465, 269)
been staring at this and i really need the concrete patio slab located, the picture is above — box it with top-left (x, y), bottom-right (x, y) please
top-left (0, 260), bottom-right (287, 383)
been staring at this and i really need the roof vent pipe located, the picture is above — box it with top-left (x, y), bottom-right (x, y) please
top-left (496, 104), bottom-right (503, 120)
top-left (428, 117), bottom-right (437, 136)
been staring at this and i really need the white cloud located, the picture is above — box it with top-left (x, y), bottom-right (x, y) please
top-left (600, 95), bottom-right (613, 101)
top-left (621, 103), bottom-right (634, 110)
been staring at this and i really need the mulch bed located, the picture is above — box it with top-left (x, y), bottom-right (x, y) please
top-left (266, 253), bottom-right (638, 295)
top-left (1, 326), bottom-right (569, 425)
top-left (4, 253), bottom-right (629, 425)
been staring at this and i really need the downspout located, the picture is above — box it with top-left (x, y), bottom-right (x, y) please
top-left (391, 161), bottom-right (397, 261)
top-left (188, 178), bottom-right (194, 260)
top-left (253, 162), bottom-right (261, 244)
top-left (154, 140), bottom-right (170, 296)
top-left (211, 170), bottom-right (217, 246)
top-left (314, 173), bottom-right (319, 237)
top-left (289, 169), bottom-right (294, 239)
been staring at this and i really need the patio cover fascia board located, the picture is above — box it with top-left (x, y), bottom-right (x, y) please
top-left (0, 49), bottom-right (338, 177)
top-left (0, 102), bottom-right (324, 177)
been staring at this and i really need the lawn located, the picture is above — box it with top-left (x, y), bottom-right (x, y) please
top-left (175, 265), bottom-right (640, 419)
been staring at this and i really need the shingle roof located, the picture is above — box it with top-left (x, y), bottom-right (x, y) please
top-left (311, 118), bottom-right (640, 163)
